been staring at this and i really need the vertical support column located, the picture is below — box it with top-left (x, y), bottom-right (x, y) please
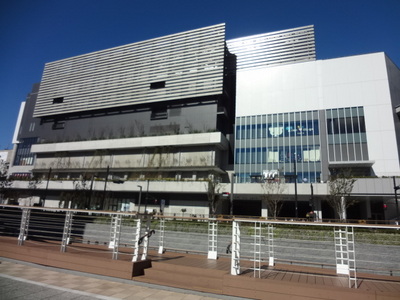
top-left (132, 218), bottom-right (142, 262)
top-left (267, 223), bottom-right (275, 267)
top-left (230, 220), bottom-right (241, 275)
top-left (314, 198), bottom-right (322, 221)
top-left (141, 216), bottom-right (151, 261)
top-left (207, 219), bottom-right (218, 259)
top-left (261, 201), bottom-right (268, 218)
top-left (18, 208), bottom-right (31, 246)
top-left (158, 218), bottom-right (165, 254)
top-left (61, 211), bottom-right (74, 252)
top-left (109, 214), bottom-right (123, 260)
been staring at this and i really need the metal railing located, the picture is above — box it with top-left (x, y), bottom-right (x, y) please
top-left (1, 205), bottom-right (399, 289)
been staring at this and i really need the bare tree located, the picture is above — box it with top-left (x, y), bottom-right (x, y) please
top-left (326, 169), bottom-right (357, 221)
top-left (206, 174), bottom-right (224, 216)
top-left (26, 176), bottom-right (42, 206)
top-left (261, 174), bottom-right (287, 219)
top-left (55, 152), bottom-right (69, 169)
top-left (135, 120), bottom-right (145, 137)
top-left (0, 158), bottom-right (8, 177)
top-left (0, 177), bottom-right (12, 204)
top-left (71, 177), bottom-right (91, 209)
top-left (118, 126), bottom-right (127, 138)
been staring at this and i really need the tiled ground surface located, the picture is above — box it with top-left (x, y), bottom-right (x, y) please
top-left (0, 259), bottom-right (247, 300)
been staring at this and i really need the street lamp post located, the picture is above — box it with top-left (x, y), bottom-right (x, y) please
top-left (230, 173), bottom-right (235, 216)
top-left (294, 154), bottom-right (298, 218)
top-left (137, 185), bottom-right (142, 214)
top-left (393, 176), bottom-right (400, 220)
top-left (144, 180), bottom-right (149, 214)
top-left (88, 175), bottom-right (95, 209)
top-left (101, 166), bottom-right (110, 210)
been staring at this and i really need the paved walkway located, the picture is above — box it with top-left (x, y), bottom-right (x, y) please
top-left (0, 259), bottom-right (248, 300)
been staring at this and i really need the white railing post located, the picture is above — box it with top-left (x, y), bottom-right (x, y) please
top-left (132, 217), bottom-right (142, 262)
top-left (141, 217), bottom-right (151, 260)
top-left (109, 214), bottom-right (122, 259)
top-left (207, 219), bottom-right (218, 259)
top-left (334, 226), bottom-right (349, 275)
top-left (334, 225), bottom-right (357, 288)
top-left (252, 221), bottom-right (262, 278)
top-left (158, 218), bottom-right (165, 254)
top-left (267, 223), bottom-right (275, 267)
top-left (347, 227), bottom-right (357, 288)
top-left (18, 208), bottom-right (31, 246)
top-left (61, 211), bottom-right (74, 252)
top-left (231, 220), bottom-right (241, 275)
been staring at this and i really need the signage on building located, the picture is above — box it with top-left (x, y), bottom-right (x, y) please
top-left (263, 170), bottom-right (278, 180)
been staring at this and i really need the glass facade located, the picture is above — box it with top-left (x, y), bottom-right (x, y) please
top-left (235, 111), bottom-right (322, 183)
top-left (13, 137), bottom-right (38, 166)
top-left (234, 106), bottom-right (370, 183)
top-left (325, 106), bottom-right (368, 162)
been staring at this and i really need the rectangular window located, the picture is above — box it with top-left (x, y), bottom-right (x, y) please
top-left (303, 148), bottom-right (320, 162)
top-left (53, 97), bottom-right (64, 104)
top-left (151, 108), bottom-right (168, 120)
top-left (52, 121), bottom-right (65, 130)
top-left (268, 150), bottom-right (279, 163)
top-left (327, 115), bottom-right (366, 134)
top-left (150, 81), bottom-right (166, 89)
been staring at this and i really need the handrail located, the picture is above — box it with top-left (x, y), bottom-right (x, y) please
top-left (138, 230), bottom-right (155, 245)
top-left (2, 204), bottom-right (399, 228)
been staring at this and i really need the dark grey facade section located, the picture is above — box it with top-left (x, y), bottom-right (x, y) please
top-left (35, 100), bottom-right (220, 144)
top-left (17, 83), bottom-right (41, 140)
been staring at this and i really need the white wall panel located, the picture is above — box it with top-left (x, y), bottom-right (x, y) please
top-left (236, 62), bottom-right (320, 116)
top-left (236, 53), bottom-right (391, 116)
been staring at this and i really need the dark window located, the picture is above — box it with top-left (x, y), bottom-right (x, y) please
top-left (151, 108), bottom-right (168, 120)
top-left (358, 116), bottom-right (366, 132)
top-left (150, 81), bottom-right (166, 89)
top-left (52, 121), bottom-right (65, 130)
top-left (53, 97), bottom-right (64, 104)
top-left (327, 116), bottom-right (366, 134)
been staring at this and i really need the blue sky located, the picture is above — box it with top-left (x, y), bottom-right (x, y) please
top-left (0, 0), bottom-right (399, 149)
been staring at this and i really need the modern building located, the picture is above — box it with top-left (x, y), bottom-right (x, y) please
top-left (229, 26), bottom-right (400, 219)
top-left (6, 24), bottom-right (400, 220)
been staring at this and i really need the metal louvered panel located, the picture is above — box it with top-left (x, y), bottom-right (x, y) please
top-left (227, 25), bottom-right (315, 70)
top-left (34, 24), bottom-right (226, 117)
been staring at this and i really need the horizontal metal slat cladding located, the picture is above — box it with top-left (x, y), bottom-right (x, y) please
top-left (34, 24), bottom-right (226, 117)
top-left (227, 25), bottom-right (315, 70)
